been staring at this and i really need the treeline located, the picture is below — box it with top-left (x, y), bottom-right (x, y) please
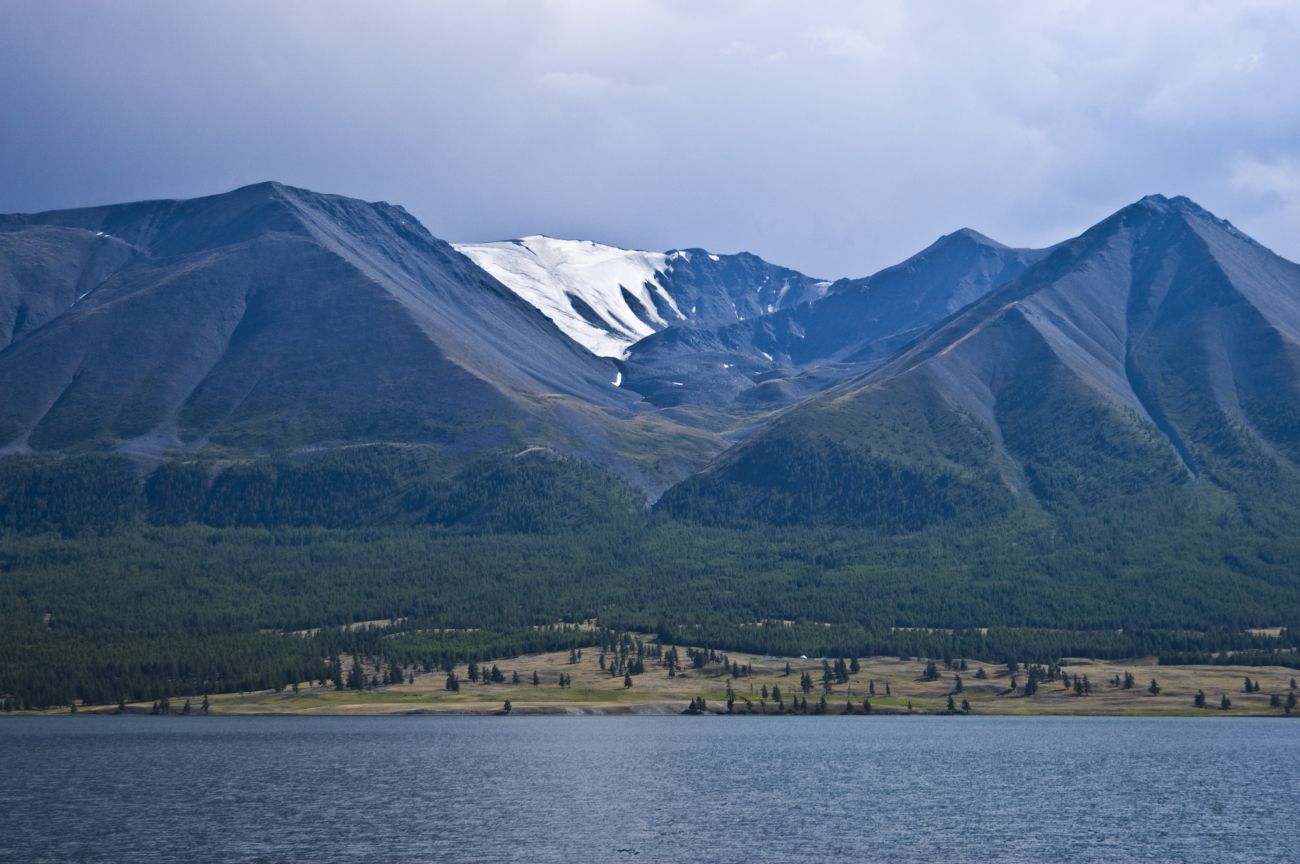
top-left (0, 447), bottom-right (644, 535)
top-left (668, 622), bottom-right (1299, 669)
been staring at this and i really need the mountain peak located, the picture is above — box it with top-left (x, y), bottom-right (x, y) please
top-left (939, 227), bottom-right (1008, 248)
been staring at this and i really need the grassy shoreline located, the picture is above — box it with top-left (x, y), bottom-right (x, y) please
top-left (15, 647), bottom-right (1297, 719)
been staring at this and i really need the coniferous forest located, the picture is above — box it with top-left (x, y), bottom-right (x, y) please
top-left (2, 447), bottom-right (1297, 709)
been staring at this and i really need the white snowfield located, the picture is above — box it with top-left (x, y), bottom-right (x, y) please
top-left (454, 235), bottom-right (685, 358)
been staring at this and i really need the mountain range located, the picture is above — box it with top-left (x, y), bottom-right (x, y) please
top-left (6, 182), bottom-right (1300, 708)
top-left (2, 184), bottom-right (1299, 532)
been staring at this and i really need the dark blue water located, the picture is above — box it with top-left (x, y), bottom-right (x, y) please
top-left (1, 715), bottom-right (1296, 863)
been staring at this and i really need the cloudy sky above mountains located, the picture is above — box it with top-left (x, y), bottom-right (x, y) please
top-left (3, 0), bottom-right (1299, 276)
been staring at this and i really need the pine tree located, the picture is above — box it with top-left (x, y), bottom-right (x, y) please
top-left (850, 657), bottom-right (860, 674)
top-left (961, 699), bottom-right (970, 713)
top-left (1194, 690), bottom-right (1206, 709)
top-left (1220, 694), bottom-right (1232, 710)
top-left (946, 695), bottom-right (956, 713)
top-left (503, 700), bottom-right (512, 713)
top-left (953, 675), bottom-right (963, 693)
top-left (1148, 678), bottom-right (1160, 696)
top-left (623, 672), bottom-right (633, 689)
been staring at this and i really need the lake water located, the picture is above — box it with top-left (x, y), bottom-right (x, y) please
top-left (1, 715), bottom-right (1296, 863)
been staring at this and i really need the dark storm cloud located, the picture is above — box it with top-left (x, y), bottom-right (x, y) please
top-left (3, 0), bottom-right (1300, 276)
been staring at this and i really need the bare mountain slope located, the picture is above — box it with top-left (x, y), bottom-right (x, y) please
top-left (661, 195), bottom-right (1300, 527)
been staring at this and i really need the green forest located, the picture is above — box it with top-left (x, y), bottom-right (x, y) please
top-left (2, 448), bottom-right (1298, 708)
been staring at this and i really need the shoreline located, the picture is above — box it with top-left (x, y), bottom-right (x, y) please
top-left (8, 646), bottom-right (1296, 720)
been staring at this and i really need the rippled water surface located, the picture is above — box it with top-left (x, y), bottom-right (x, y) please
top-left (2, 715), bottom-right (1297, 863)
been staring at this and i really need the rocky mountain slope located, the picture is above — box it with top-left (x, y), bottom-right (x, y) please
top-left (661, 195), bottom-right (1300, 531)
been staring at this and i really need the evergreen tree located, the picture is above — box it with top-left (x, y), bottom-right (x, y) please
top-left (503, 699), bottom-right (512, 713)
top-left (1194, 690), bottom-right (1206, 709)
top-left (1148, 678), bottom-right (1160, 696)
top-left (961, 699), bottom-right (970, 713)
top-left (623, 672), bottom-right (633, 689)
top-left (850, 657), bottom-right (860, 674)
top-left (946, 695), bottom-right (956, 713)
top-left (531, 670), bottom-right (540, 686)
top-left (1220, 694), bottom-right (1232, 710)
top-left (953, 674), bottom-right (963, 693)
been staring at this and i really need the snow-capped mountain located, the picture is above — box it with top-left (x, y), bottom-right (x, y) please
top-left (454, 235), bottom-right (826, 358)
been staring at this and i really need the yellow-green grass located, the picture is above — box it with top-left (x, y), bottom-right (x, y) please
top-left (56, 644), bottom-right (1299, 718)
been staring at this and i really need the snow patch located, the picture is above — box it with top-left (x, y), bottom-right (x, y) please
top-left (612, 371), bottom-right (622, 387)
top-left (454, 236), bottom-right (676, 358)
top-left (708, 253), bottom-right (720, 262)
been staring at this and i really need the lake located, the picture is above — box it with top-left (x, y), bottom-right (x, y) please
top-left (1, 715), bottom-right (1296, 863)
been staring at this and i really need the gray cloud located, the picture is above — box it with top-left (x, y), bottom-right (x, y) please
top-left (3, 0), bottom-right (1299, 277)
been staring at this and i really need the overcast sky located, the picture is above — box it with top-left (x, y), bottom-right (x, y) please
top-left (3, 1), bottom-right (1299, 277)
